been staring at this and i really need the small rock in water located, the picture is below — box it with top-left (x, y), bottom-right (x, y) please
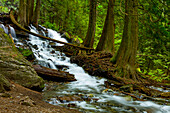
top-left (50, 50), bottom-right (55, 54)
top-left (32, 44), bottom-right (38, 50)
top-left (61, 56), bottom-right (66, 61)
top-left (58, 95), bottom-right (82, 103)
top-left (87, 94), bottom-right (94, 97)
top-left (67, 103), bottom-right (76, 107)
top-left (161, 92), bottom-right (170, 98)
top-left (123, 95), bottom-right (133, 101)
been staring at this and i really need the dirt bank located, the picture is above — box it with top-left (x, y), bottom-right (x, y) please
top-left (0, 81), bottom-right (81, 113)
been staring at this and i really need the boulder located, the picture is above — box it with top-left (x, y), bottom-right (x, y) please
top-left (0, 74), bottom-right (11, 93)
top-left (0, 28), bottom-right (44, 91)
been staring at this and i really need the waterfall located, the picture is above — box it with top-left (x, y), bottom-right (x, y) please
top-left (26, 25), bottom-right (170, 113)
top-left (0, 24), bottom-right (8, 34)
top-left (47, 29), bottom-right (68, 46)
top-left (9, 25), bottom-right (17, 38)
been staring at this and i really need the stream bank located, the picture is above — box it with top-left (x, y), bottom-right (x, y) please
top-left (70, 52), bottom-right (170, 99)
top-left (0, 16), bottom-right (170, 112)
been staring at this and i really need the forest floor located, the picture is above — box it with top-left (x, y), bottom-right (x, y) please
top-left (0, 81), bottom-right (81, 113)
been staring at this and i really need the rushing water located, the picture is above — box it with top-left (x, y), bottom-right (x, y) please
top-left (2, 24), bottom-right (170, 113)
top-left (0, 24), bottom-right (8, 34)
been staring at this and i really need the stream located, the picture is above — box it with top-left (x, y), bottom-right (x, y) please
top-left (1, 24), bottom-right (170, 113)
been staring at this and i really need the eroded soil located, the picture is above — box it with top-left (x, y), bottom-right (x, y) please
top-left (0, 81), bottom-right (81, 113)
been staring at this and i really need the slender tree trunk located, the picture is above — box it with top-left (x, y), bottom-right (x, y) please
top-left (18, 0), bottom-right (27, 27)
top-left (83, 0), bottom-right (96, 48)
top-left (111, 0), bottom-right (139, 80)
top-left (29, 0), bottom-right (35, 24)
top-left (26, 0), bottom-right (30, 25)
top-left (33, 0), bottom-right (41, 28)
top-left (96, 0), bottom-right (115, 54)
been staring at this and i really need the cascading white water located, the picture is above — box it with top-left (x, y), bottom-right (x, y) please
top-left (0, 24), bottom-right (8, 34)
top-left (25, 25), bottom-right (170, 113)
top-left (9, 25), bottom-right (17, 38)
top-left (9, 25), bottom-right (18, 42)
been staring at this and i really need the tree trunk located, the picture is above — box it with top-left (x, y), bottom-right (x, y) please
top-left (96, 0), bottom-right (115, 54)
top-left (83, 0), bottom-right (96, 48)
top-left (26, 0), bottom-right (34, 25)
top-left (26, 0), bottom-right (30, 25)
top-left (18, 0), bottom-right (27, 27)
top-left (33, 0), bottom-right (41, 28)
top-left (111, 0), bottom-right (139, 81)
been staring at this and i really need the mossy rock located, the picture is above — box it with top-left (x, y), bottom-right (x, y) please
top-left (0, 74), bottom-right (10, 93)
top-left (0, 28), bottom-right (44, 91)
top-left (18, 47), bottom-right (35, 61)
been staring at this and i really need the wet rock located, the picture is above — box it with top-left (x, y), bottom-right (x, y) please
top-left (55, 65), bottom-right (68, 71)
top-left (81, 95), bottom-right (92, 101)
top-left (160, 92), bottom-right (170, 98)
top-left (123, 95), bottom-right (133, 101)
top-left (49, 42), bottom-right (56, 47)
top-left (0, 28), bottom-right (44, 91)
top-left (58, 95), bottom-right (82, 103)
top-left (60, 32), bottom-right (72, 43)
top-left (18, 47), bottom-right (35, 61)
top-left (60, 56), bottom-right (66, 61)
top-left (67, 103), bottom-right (76, 107)
top-left (0, 74), bottom-right (11, 93)
top-left (50, 50), bottom-right (55, 54)
top-left (32, 44), bottom-right (38, 50)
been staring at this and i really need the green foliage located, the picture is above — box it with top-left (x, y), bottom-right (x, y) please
top-left (0, 0), bottom-right (18, 13)
top-left (137, 54), bottom-right (169, 82)
top-left (43, 21), bottom-right (59, 31)
top-left (137, 0), bottom-right (169, 82)
top-left (0, 6), bottom-right (8, 13)
top-left (1, 0), bottom-right (169, 82)
top-left (18, 47), bottom-right (33, 57)
top-left (40, 0), bottom-right (89, 42)
top-left (148, 68), bottom-right (169, 82)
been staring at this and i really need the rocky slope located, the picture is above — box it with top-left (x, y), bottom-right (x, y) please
top-left (0, 28), bottom-right (44, 91)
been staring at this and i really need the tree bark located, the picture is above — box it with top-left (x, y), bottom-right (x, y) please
top-left (18, 0), bottom-right (27, 27)
top-left (96, 0), bottom-right (115, 54)
top-left (33, 0), bottom-right (41, 28)
top-left (111, 0), bottom-right (139, 81)
top-left (29, 0), bottom-right (35, 23)
top-left (26, 0), bottom-right (34, 25)
top-left (83, 0), bottom-right (96, 48)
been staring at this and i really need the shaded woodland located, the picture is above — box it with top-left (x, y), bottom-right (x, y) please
top-left (0, 0), bottom-right (169, 112)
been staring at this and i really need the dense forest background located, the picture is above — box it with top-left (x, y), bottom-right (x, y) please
top-left (0, 0), bottom-right (169, 82)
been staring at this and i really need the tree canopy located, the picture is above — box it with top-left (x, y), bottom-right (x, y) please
top-left (0, 0), bottom-right (169, 82)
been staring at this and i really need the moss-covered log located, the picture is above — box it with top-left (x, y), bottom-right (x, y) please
top-left (10, 10), bottom-right (94, 51)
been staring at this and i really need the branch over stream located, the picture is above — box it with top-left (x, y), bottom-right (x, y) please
top-left (9, 10), bottom-right (94, 51)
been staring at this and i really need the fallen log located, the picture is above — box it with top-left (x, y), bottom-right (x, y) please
top-left (33, 65), bottom-right (76, 82)
top-left (9, 10), bottom-right (94, 51)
